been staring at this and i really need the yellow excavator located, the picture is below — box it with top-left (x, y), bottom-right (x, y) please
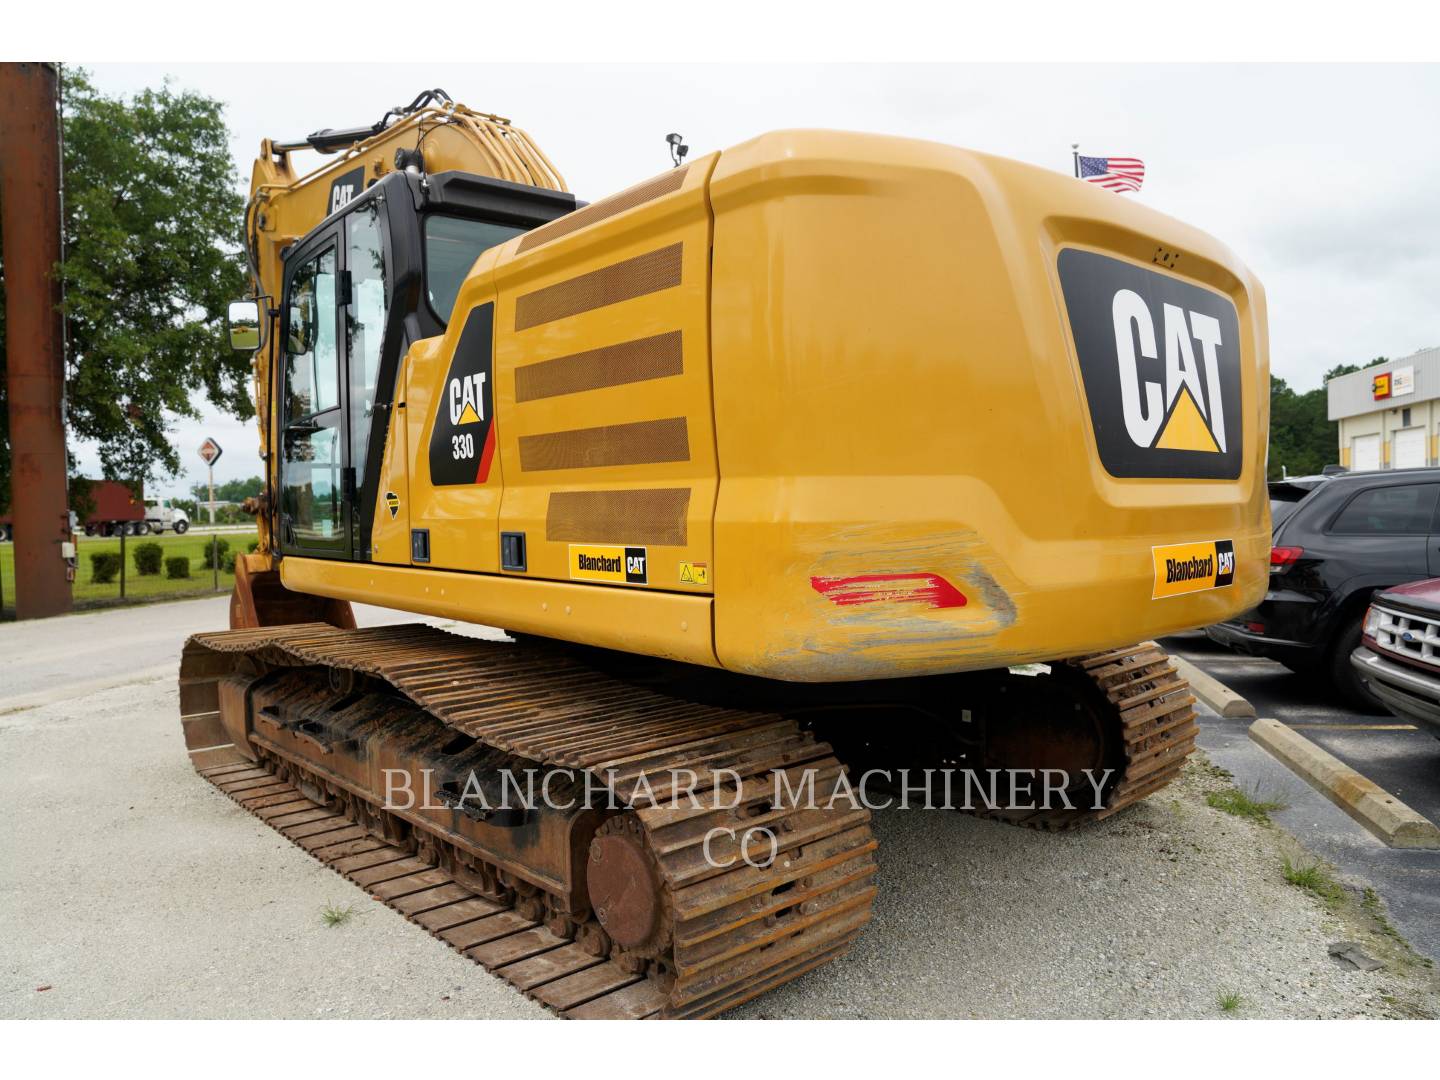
top-left (181, 89), bottom-right (1270, 1018)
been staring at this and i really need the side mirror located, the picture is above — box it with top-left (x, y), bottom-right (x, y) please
top-left (227, 300), bottom-right (262, 352)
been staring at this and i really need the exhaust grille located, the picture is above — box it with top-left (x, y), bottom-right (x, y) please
top-left (516, 167), bottom-right (688, 254)
top-left (513, 244), bottom-right (682, 331)
top-left (546, 488), bottom-right (691, 546)
top-left (515, 331), bottom-right (683, 403)
top-left (518, 417), bottom-right (689, 472)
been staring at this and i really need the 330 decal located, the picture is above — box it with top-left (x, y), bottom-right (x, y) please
top-left (428, 303), bottom-right (497, 485)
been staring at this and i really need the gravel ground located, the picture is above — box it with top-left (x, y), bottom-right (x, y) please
top-left (734, 759), bottom-right (1439, 1019)
top-left (2, 597), bottom-right (1436, 1019)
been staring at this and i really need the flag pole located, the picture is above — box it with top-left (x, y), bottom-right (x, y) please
top-left (1071, 144), bottom-right (1080, 178)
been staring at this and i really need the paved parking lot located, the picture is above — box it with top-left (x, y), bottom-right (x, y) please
top-left (2, 599), bottom-right (1436, 1019)
top-left (1164, 630), bottom-right (1440, 964)
top-left (1164, 630), bottom-right (1440, 823)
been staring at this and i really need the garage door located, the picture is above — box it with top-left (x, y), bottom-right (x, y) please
top-left (1393, 427), bottom-right (1426, 470)
top-left (1352, 433), bottom-right (1381, 472)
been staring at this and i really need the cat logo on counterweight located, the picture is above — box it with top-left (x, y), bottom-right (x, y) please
top-left (1059, 249), bottom-right (1243, 480)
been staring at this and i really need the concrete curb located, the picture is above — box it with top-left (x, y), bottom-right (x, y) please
top-left (1172, 655), bottom-right (1256, 718)
top-left (1248, 717), bottom-right (1440, 849)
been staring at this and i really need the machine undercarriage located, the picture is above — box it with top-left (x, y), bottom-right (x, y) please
top-left (180, 623), bottom-right (1195, 1018)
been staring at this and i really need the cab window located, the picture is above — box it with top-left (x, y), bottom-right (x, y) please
top-left (346, 204), bottom-right (388, 481)
top-left (284, 248), bottom-right (340, 421)
top-left (424, 214), bottom-right (525, 323)
top-left (279, 245), bottom-right (345, 548)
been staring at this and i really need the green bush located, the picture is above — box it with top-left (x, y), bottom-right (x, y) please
top-left (90, 551), bottom-right (121, 584)
top-left (221, 551), bottom-right (237, 574)
top-left (200, 537), bottom-right (230, 569)
top-left (246, 539), bottom-right (259, 554)
top-left (133, 541), bottom-right (164, 576)
top-left (165, 555), bottom-right (191, 579)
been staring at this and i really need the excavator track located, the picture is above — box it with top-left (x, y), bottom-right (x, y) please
top-left (179, 626), bottom-right (1193, 1017)
top-left (179, 623), bottom-right (878, 1020)
top-left (969, 641), bottom-right (1198, 830)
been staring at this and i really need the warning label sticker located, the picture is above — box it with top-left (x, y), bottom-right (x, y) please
top-left (679, 561), bottom-right (709, 586)
top-left (569, 545), bottom-right (648, 585)
top-left (1151, 539), bottom-right (1235, 600)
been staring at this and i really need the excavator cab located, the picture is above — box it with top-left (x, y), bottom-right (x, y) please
top-left (266, 170), bottom-right (576, 565)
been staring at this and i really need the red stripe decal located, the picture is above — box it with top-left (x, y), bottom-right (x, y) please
top-left (810, 573), bottom-right (967, 609)
top-left (474, 424), bottom-right (497, 484)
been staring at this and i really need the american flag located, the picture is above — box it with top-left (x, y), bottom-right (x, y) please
top-left (1079, 154), bottom-right (1145, 193)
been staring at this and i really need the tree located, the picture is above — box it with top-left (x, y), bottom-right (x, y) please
top-left (0, 67), bottom-right (251, 509)
top-left (1266, 360), bottom-right (1375, 480)
top-left (190, 475), bottom-right (264, 504)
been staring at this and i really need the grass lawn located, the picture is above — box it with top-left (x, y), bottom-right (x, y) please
top-left (0, 529), bottom-right (258, 615)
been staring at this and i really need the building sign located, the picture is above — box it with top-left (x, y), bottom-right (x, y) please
top-left (198, 437), bottom-right (223, 466)
top-left (1374, 366), bottom-right (1416, 401)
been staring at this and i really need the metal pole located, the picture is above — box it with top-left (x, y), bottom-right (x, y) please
top-left (208, 464), bottom-right (215, 526)
top-left (119, 525), bottom-right (126, 599)
top-left (212, 533), bottom-right (219, 591)
top-left (0, 63), bottom-right (73, 618)
top-left (1072, 144), bottom-right (1080, 179)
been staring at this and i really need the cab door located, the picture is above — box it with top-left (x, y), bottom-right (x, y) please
top-left (343, 200), bottom-right (392, 560)
top-left (278, 228), bottom-right (352, 558)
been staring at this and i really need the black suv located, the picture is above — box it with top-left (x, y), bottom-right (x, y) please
top-left (1208, 468), bottom-right (1440, 709)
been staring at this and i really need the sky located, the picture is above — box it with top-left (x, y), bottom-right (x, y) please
top-left (72, 62), bottom-right (1440, 498)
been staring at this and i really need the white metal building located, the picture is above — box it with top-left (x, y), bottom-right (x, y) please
top-left (1327, 346), bottom-right (1440, 472)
